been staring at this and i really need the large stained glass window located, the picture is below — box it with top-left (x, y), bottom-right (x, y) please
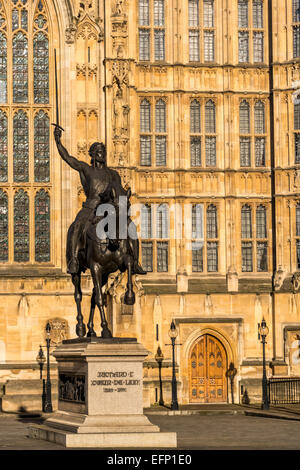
top-left (0, 0), bottom-right (52, 265)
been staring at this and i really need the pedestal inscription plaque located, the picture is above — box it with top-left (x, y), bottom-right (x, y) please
top-left (29, 338), bottom-right (177, 448)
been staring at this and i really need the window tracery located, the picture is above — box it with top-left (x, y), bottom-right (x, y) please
top-left (0, 0), bottom-right (52, 265)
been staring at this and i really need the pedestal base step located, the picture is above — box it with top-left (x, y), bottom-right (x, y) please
top-left (29, 424), bottom-right (177, 448)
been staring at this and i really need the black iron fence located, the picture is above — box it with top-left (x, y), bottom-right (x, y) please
top-left (268, 377), bottom-right (300, 404)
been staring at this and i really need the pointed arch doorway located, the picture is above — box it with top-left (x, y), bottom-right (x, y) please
top-left (189, 334), bottom-right (228, 403)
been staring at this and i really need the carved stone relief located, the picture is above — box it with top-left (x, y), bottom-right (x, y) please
top-left (47, 318), bottom-right (69, 346)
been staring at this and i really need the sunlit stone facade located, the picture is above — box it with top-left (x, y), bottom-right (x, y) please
top-left (1, 0), bottom-right (300, 407)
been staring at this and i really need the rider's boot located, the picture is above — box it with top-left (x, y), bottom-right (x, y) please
top-left (133, 261), bottom-right (147, 275)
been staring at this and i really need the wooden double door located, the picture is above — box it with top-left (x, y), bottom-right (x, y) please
top-left (189, 334), bottom-right (228, 403)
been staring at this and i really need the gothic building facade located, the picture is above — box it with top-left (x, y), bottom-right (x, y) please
top-left (0, 0), bottom-right (300, 407)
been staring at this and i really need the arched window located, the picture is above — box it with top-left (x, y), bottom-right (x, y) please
top-left (206, 204), bottom-right (218, 271)
top-left (205, 100), bottom-right (216, 166)
top-left (155, 99), bottom-right (166, 133)
top-left (0, 0), bottom-right (52, 264)
top-left (190, 100), bottom-right (201, 133)
top-left (205, 100), bottom-right (216, 133)
top-left (192, 204), bottom-right (203, 239)
top-left (155, 99), bottom-right (167, 166)
top-left (138, 0), bottom-right (165, 62)
top-left (141, 204), bottom-right (152, 239)
top-left (190, 100), bottom-right (201, 167)
top-left (241, 205), bottom-right (252, 239)
top-left (188, 0), bottom-right (215, 62)
top-left (140, 99), bottom-right (151, 132)
top-left (256, 205), bottom-right (267, 238)
top-left (240, 100), bottom-right (250, 134)
top-left (241, 204), bottom-right (268, 272)
top-left (141, 204), bottom-right (153, 272)
top-left (240, 101), bottom-right (251, 167)
top-left (206, 204), bottom-right (217, 239)
top-left (254, 101), bottom-right (265, 134)
top-left (156, 204), bottom-right (169, 239)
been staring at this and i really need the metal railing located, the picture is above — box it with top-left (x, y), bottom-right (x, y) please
top-left (268, 377), bottom-right (300, 404)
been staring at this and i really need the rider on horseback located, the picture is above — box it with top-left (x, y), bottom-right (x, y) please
top-left (54, 125), bottom-right (145, 276)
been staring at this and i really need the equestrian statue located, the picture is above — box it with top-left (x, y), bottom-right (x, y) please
top-left (54, 127), bottom-right (146, 339)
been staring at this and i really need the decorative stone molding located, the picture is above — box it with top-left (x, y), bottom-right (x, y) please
top-left (65, 21), bottom-right (78, 44)
top-left (46, 318), bottom-right (69, 346)
top-left (292, 272), bottom-right (300, 292)
top-left (274, 267), bottom-right (287, 291)
top-left (226, 266), bottom-right (238, 292)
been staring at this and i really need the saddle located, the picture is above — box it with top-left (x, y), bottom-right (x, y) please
top-left (86, 215), bottom-right (120, 251)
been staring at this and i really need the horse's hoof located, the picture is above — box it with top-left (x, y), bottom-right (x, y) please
top-left (87, 329), bottom-right (97, 338)
top-left (101, 327), bottom-right (113, 339)
top-left (76, 323), bottom-right (86, 338)
top-left (124, 290), bottom-right (135, 305)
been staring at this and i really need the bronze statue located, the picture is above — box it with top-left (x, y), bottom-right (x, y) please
top-left (54, 126), bottom-right (145, 338)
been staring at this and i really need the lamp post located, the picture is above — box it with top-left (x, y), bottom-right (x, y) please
top-left (155, 346), bottom-right (164, 406)
top-left (168, 321), bottom-right (179, 410)
top-left (258, 317), bottom-right (269, 410)
top-left (44, 322), bottom-right (53, 413)
top-left (36, 345), bottom-right (46, 380)
top-left (226, 362), bottom-right (237, 404)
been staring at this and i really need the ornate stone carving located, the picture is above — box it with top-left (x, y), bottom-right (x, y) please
top-left (113, 86), bottom-right (130, 138)
top-left (294, 170), bottom-right (300, 190)
top-left (112, 0), bottom-right (127, 17)
top-left (292, 272), bottom-right (300, 292)
top-left (47, 318), bottom-right (69, 345)
top-left (274, 267), bottom-right (287, 291)
top-left (65, 21), bottom-right (78, 44)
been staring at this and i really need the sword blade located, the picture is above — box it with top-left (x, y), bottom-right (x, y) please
top-left (52, 48), bottom-right (64, 131)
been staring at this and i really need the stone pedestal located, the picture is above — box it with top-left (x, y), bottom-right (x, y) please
top-left (29, 338), bottom-right (177, 448)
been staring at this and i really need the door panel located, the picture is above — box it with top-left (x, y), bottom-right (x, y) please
top-left (189, 334), bottom-right (227, 403)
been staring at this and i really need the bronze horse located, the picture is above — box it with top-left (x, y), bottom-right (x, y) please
top-left (72, 192), bottom-right (135, 338)
top-left (71, 188), bottom-right (139, 339)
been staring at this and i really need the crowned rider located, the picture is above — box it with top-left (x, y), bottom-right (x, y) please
top-left (54, 125), bottom-right (145, 275)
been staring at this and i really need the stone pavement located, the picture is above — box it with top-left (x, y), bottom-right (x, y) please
top-left (1, 405), bottom-right (300, 450)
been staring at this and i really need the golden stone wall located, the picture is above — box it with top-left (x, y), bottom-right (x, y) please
top-left (2, 0), bottom-right (300, 406)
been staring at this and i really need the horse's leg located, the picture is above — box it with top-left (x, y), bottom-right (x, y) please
top-left (124, 255), bottom-right (135, 305)
top-left (72, 273), bottom-right (86, 338)
top-left (87, 288), bottom-right (96, 337)
top-left (90, 264), bottom-right (112, 338)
